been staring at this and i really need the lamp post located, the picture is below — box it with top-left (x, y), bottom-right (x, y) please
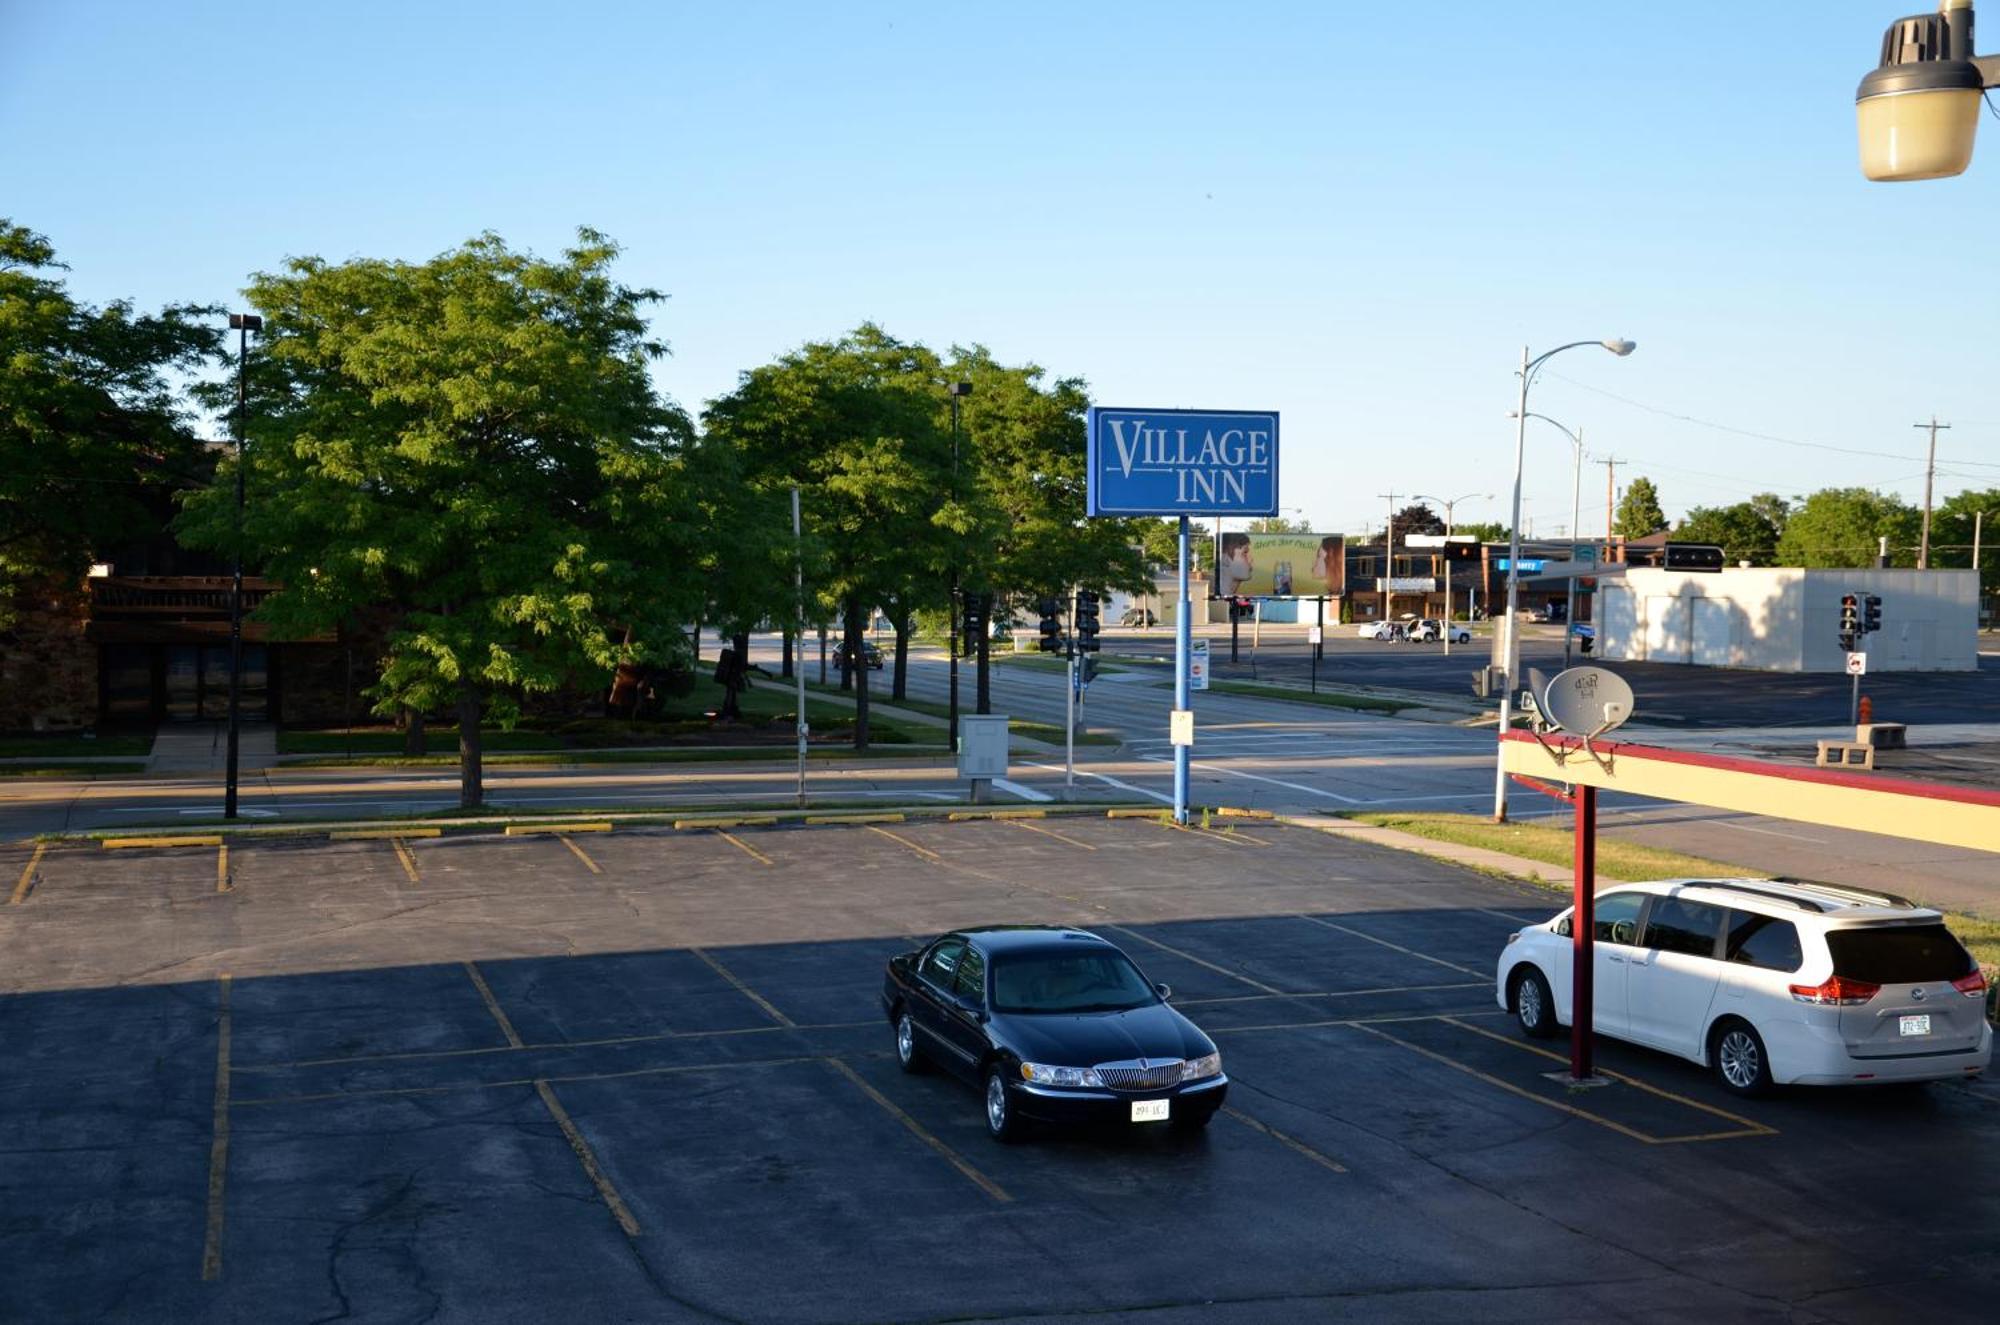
top-left (946, 381), bottom-right (972, 749)
top-left (1514, 413), bottom-right (1590, 668)
top-left (223, 313), bottom-right (262, 821)
top-left (1413, 491), bottom-right (1489, 635)
top-left (1493, 340), bottom-right (1634, 823)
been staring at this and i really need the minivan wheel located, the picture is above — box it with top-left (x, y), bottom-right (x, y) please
top-left (985, 1068), bottom-right (1024, 1143)
top-left (1711, 1019), bottom-right (1773, 1097)
top-left (1513, 969), bottom-right (1558, 1040)
top-left (894, 1010), bottom-right (926, 1074)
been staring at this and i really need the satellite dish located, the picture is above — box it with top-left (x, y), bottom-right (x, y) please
top-left (1539, 666), bottom-right (1635, 739)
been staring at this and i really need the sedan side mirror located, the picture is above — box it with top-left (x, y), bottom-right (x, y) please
top-left (1154, 982), bottom-right (1173, 1001)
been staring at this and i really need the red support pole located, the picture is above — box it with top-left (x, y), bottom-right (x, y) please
top-left (1571, 783), bottom-right (1597, 1080)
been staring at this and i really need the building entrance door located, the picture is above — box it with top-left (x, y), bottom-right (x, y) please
top-left (163, 645), bottom-right (268, 721)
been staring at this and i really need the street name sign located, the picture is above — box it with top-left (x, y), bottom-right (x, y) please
top-left (1086, 407), bottom-right (1280, 516)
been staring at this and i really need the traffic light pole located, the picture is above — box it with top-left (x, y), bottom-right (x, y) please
top-left (1174, 516), bottom-right (1191, 826)
top-left (1064, 645), bottom-right (1076, 796)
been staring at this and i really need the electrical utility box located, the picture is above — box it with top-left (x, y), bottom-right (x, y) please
top-left (957, 715), bottom-right (1010, 780)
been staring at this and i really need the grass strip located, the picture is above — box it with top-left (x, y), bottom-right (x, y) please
top-left (1348, 811), bottom-right (2000, 970)
top-left (0, 733), bottom-right (154, 757)
top-left (0, 762), bottom-right (150, 778)
top-left (280, 742), bottom-right (941, 770)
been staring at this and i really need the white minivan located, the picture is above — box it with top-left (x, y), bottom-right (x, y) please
top-left (1496, 878), bottom-right (1991, 1095)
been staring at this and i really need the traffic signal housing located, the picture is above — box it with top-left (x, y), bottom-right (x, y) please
top-left (1863, 594), bottom-right (1882, 634)
top-left (1663, 542), bottom-right (1726, 573)
top-left (961, 592), bottom-right (988, 657)
top-left (1074, 590), bottom-right (1101, 653)
top-left (1036, 598), bottom-right (1062, 653)
top-left (1839, 593), bottom-right (1860, 650)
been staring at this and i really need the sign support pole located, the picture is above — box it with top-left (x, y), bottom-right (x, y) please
top-left (792, 487), bottom-right (808, 808)
top-left (1065, 645), bottom-right (1076, 796)
top-left (1174, 516), bottom-right (1191, 825)
top-left (1571, 783), bottom-right (1597, 1081)
top-left (1850, 669), bottom-right (1861, 728)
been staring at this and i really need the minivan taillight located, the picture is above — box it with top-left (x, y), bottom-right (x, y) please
top-left (1952, 970), bottom-right (1989, 999)
top-left (1789, 975), bottom-right (1881, 1006)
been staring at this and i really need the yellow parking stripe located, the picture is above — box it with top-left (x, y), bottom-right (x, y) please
top-left (10, 843), bottom-right (45, 905)
top-left (535, 1079), bottom-right (642, 1238)
top-left (200, 973), bottom-right (232, 1281)
top-left (390, 837), bottom-right (420, 885)
top-left (557, 835), bottom-right (602, 875)
top-left (1221, 1106), bottom-right (1347, 1173)
top-left (865, 825), bottom-right (944, 865)
top-left (1007, 820), bottom-right (1097, 850)
top-left (216, 845), bottom-right (231, 894)
top-left (464, 961), bottom-right (525, 1049)
top-left (693, 948), bottom-right (796, 1028)
top-left (823, 1059), bottom-right (1011, 1204)
top-left (1293, 914), bottom-right (1488, 978)
top-left (1104, 924), bottom-right (1287, 997)
top-left (718, 831), bottom-right (772, 866)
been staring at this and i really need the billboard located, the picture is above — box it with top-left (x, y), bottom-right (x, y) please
top-left (1086, 407), bottom-right (1279, 517)
top-left (1214, 532), bottom-right (1345, 599)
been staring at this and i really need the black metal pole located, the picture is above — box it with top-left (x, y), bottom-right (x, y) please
top-left (225, 321), bottom-right (248, 820)
top-left (948, 391), bottom-right (960, 749)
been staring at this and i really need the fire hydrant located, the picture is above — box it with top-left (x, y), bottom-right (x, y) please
top-left (1858, 695), bottom-right (1873, 726)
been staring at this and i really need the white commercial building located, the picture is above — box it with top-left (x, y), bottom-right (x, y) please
top-left (1596, 568), bottom-right (1977, 673)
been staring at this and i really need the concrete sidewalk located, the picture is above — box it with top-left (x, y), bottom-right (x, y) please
top-left (146, 722), bottom-right (279, 774)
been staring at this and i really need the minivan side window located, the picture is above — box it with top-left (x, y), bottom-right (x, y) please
top-left (1594, 892), bottom-right (1646, 946)
top-left (1643, 897), bottom-right (1725, 958)
top-left (1724, 912), bottom-right (1804, 973)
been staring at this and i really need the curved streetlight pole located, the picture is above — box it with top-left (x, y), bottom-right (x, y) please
top-left (1412, 491), bottom-right (1488, 650)
top-left (1515, 413), bottom-right (1590, 669)
top-left (1493, 340), bottom-right (1633, 823)
top-left (224, 313), bottom-right (262, 821)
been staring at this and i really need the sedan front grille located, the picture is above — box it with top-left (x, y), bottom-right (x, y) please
top-left (1095, 1059), bottom-right (1184, 1092)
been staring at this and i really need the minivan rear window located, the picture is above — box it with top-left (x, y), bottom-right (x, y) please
top-left (1825, 924), bottom-right (1973, 984)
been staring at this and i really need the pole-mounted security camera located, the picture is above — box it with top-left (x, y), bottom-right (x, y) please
top-left (1858, 0), bottom-right (2000, 180)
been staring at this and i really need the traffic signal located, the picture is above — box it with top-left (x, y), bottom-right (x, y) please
top-left (1230, 596), bottom-right (1253, 621)
top-left (961, 592), bottom-right (988, 657)
top-left (1863, 594), bottom-right (1882, 634)
top-left (1662, 542), bottom-right (1726, 573)
top-left (1839, 593), bottom-right (1860, 650)
top-left (1080, 655), bottom-right (1099, 684)
top-left (1074, 590), bottom-right (1101, 653)
top-left (1036, 598), bottom-right (1062, 652)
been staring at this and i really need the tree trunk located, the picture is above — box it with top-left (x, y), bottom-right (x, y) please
top-left (781, 630), bottom-right (793, 679)
top-left (976, 591), bottom-right (992, 714)
top-left (892, 609), bottom-right (911, 701)
top-left (457, 681), bottom-right (483, 810)
top-left (733, 631), bottom-right (751, 684)
top-left (402, 707), bottom-right (427, 757)
top-left (845, 597), bottom-right (869, 750)
top-left (817, 625), bottom-right (828, 686)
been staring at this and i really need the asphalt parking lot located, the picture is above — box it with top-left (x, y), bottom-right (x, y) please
top-left (2, 818), bottom-right (1996, 1323)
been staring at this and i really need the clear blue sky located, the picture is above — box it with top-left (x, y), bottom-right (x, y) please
top-left (7, 1), bottom-right (1996, 541)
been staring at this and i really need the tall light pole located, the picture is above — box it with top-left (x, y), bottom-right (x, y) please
top-left (1514, 413), bottom-right (1589, 668)
top-left (224, 313), bottom-right (262, 821)
top-left (1414, 491), bottom-right (1488, 644)
top-left (946, 381), bottom-right (971, 748)
top-left (1493, 339), bottom-right (1634, 823)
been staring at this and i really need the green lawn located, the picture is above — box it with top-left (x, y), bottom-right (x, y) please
top-left (815, 686), bottom-right (1116, 746)
top-left (1350, 811), bottom-right (2000, 971)
top-left (0, 762), bottom-right (149, 778)
top-left (1204, 680), bottom-right (1411, 714)
top-left (283, 744), bottom-right (940, 770)
top-left (0, 732), bottom-right (154, 757)
top-left (990, 652), bottom-right (1127, 675)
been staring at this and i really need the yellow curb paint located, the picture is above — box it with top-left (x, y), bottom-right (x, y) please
top-left (329, 827), bottom-right (442, 840)
top-left (804, 814), bottom-right (904, 825)
top-left (505, 822), bottom-right (612, 835)
top-left (10, 843), bottom-right (45, 905)
top-left (104, 836), bottom-right (224, 850)
top-left (390, 837), bottom-right (420, 885)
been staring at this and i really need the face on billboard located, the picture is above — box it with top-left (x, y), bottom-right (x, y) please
top-left (1214, 533), bottom-right (1343, 598)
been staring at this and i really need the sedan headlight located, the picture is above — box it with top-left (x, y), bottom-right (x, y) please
top-left (1181, 1052), bottom-right (1222, 1082)
top-left (1019, 1062), bottom-right (1104, 1088)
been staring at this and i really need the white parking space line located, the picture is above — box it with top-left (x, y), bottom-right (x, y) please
top-left (1022, 762), bottom-right (1172, 804)
top-left (993, 778), bottom-right (1053, 803)
top-left (1136, 757), bottom-right (1363, 804)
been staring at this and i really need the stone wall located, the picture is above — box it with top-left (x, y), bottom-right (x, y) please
top-left (0, 582), bottom-right (99, 731)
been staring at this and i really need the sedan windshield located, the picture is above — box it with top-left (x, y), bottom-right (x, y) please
top-left (990, 950), bottom-right (1158, 1014)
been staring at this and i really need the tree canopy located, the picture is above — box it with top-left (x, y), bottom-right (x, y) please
top-left (177, 229), bottom-right (701, 806)
top-left (1774, 488), bottom-right (1920, 568)
top-left (1390, 503), bottom-right (1445, 537)
top-left (1675, 495), bottom-right (1786, 566)
top-left (1614, 476), bottom-right (1667, 538)
top-left (0, 221), bottom-right (219, 626)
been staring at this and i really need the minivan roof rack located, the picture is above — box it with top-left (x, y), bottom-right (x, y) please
top-left (1769, 877), bottom-right (1917, 910)
top-left (1676, 880), bottom-right (1828, 913)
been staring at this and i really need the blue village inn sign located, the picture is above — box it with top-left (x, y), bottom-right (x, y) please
top-left (1086, 407), bottom-right (1280, 517)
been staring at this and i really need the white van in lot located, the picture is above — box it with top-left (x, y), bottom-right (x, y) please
top-left (1496, 878), bottom-right (1992, 1096)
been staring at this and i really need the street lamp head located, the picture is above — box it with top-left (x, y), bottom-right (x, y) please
top-left (1856, 3), bottom-right (1988, 181)
top-left (1601, 339), bottom-right (1635, 357)
top-left (948, 381), bottom-right (972, 397)
top-left (228, 313), bottom-right (263, 332)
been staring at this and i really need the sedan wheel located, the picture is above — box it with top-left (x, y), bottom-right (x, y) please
top-left (1712, 1020), bottom-right (1773, 1097)
top-left (894, 1011), bottom-right (926, 1074)
top-left (984, 1068), bottom-right (1023, 1143)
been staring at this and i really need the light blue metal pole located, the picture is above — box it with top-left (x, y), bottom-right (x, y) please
top-left (1174, 515), bottom-right (1191, 824)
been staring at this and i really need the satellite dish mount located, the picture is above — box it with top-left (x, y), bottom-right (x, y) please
top-left (1527, 666), bottom-right (1636, 773)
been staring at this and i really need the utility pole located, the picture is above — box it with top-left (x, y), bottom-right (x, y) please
top-left (1378, 491), bottom-right (1400, 626)
top-left (1914, 417), bottom-right (1949, 569)
top-left (1597, 457), bottom-right (1623, 560)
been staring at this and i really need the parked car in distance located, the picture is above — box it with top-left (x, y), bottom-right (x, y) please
top-left (883, 926), bottom-right (1228, 1142)
top-left (1355, 621), bottom-right (1399, 640)
top-left (1121, 607), bottom-right (1157, 627)
top-left (1406, 618), bottom-right (1471, 644)
top-left (1496, 877), bottom-right (1991, 1096)
top-left (831, 640), bottom-right (885, 670)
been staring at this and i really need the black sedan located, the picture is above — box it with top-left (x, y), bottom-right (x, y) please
top-left (881, 926), bottom-right (1228, 1142)
top-left (831, 639), bottom-right (885, 670)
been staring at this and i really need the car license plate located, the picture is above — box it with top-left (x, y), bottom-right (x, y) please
top-left (1900, 1014), bottom-right (1931, 1037)
top-left (1131, 1099), bottom-right (1170, 1123)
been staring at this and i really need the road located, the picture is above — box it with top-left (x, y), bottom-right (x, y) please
top-left (6, 631), bottom-right (1996, 918)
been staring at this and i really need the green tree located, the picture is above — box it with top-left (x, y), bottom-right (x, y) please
top-left (1390, 503), bottom-right (1444, 537)
top-left (177, 229), bottom-right (703, 807)
top-left (1774, 488), bottom-right (1920, 568)
top-left (0, 221), bottom-right (219, 626)
top-left (1615, 476), bottom-right (1667, 538)
top-left (1930, 487), bottom-right (2000, 592)
top-left (1453, 520), bottom-right (1509, 544)
top-left (1138, 518), bottom-right (1209, 576)
top-left (1674, 500), bottom-right (1783, 566)
top-left (1247, 515), bottom-right (1311, 534)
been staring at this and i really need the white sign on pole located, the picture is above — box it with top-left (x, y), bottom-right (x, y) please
top-left (1190, 638), bottom-right (1210, 690)
top-left (1307, 625), bottom-right (1323, 646)
top-left (1846, 651), bottom-right (1867, 676)
top-left (1170, 709), bottom-right (1195, 746)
